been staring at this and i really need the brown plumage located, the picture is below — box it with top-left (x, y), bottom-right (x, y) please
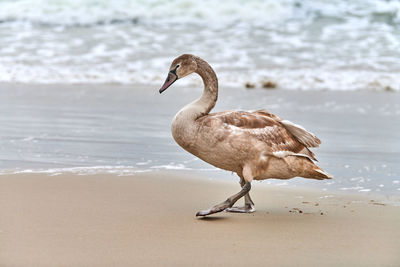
top-left (197, 109), bottom-right (317, 159)
top-left (159, 54), bottom-right (332, 216)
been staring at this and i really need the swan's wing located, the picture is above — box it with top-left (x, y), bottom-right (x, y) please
top-left (197, 110), bottom-right (319, 160)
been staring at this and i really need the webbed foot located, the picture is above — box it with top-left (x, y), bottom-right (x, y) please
top-left (196, 182), bottom-right (252, 217)
top-left (225, 204), bottom-right (255, 213)
top-left (196, 200), bottom-right (231, 217)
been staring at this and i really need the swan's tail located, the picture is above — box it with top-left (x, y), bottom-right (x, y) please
top-left (310, 168), bottom-right (333, 180)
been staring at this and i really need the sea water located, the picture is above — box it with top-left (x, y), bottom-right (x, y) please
top-left (0, 85), bottom-right (399, 197)
top-left (0, 0), bottom-right (399, 90)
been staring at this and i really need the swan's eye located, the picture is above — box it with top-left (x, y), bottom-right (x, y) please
top-left (170, 64), bottom-right (180, 75)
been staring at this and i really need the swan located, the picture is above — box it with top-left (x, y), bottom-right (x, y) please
top-left (159, 54), bottom-right (332, 217)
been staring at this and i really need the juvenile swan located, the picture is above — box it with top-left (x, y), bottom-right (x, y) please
top-left (159, 54), bottom-right (332, 217)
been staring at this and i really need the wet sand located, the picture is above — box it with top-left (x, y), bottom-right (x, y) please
top-left (1, 172), bottom-right (399, 266)
top-left (1, 83), bottom-right (400, 194)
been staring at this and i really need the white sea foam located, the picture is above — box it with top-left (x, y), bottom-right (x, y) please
top-left (0, 164), bottom-right (218, 175)
top-left (150, 163), bottom-right (191, 170)
top-left (0, 166), bottom-right (146, 176)
top-left (358, 189), bottom-right (372, 192)
top-left (0, 0), bottom-right (399, 91)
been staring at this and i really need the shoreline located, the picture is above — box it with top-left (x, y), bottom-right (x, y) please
top-left (1, 172), bottom-right (399, 266)
top-left (1, 168), bottom-right (399, 204)
top-left (1, 83), bottom-right (399, 196)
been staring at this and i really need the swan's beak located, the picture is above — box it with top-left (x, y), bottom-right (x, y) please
top-left (159, 72), bottom-right (178, 93)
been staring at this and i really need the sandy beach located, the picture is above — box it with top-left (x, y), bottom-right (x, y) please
top-left (1, 172), bottom-right (399, 266)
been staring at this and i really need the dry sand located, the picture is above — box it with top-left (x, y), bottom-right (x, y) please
top-left (1, 172), bottom-right (399, 266)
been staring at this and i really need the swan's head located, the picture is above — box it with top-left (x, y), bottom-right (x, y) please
top-left (159, 54), bottom-right (197, 93)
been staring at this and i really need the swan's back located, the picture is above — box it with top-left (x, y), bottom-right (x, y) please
top-left (196, 109), bottom-right (319, 161)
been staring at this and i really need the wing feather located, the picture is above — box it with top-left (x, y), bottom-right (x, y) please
top-left (280, 120), bottom-right (321, 148)
top-left (196, 109), bottom-right (320, 160)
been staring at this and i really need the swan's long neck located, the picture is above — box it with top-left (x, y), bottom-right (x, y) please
top-left (180, 57), bottom-right (218, 120)
top-left (172, 57), bottom-right (218, 148)
top-left (194, 57), bottom-right (218, 116)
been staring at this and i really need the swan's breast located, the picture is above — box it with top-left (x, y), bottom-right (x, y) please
top-left (171, 110), bottom-right (199, 151)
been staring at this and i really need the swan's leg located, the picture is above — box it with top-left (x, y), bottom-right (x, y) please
top-left (226, 177), bottom-right (255, 213)
top-left (195, 182), bottom-right (251, 217)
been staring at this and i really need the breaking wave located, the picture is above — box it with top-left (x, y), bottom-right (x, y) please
top-left (0, 0), bottom-right (399, 91)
